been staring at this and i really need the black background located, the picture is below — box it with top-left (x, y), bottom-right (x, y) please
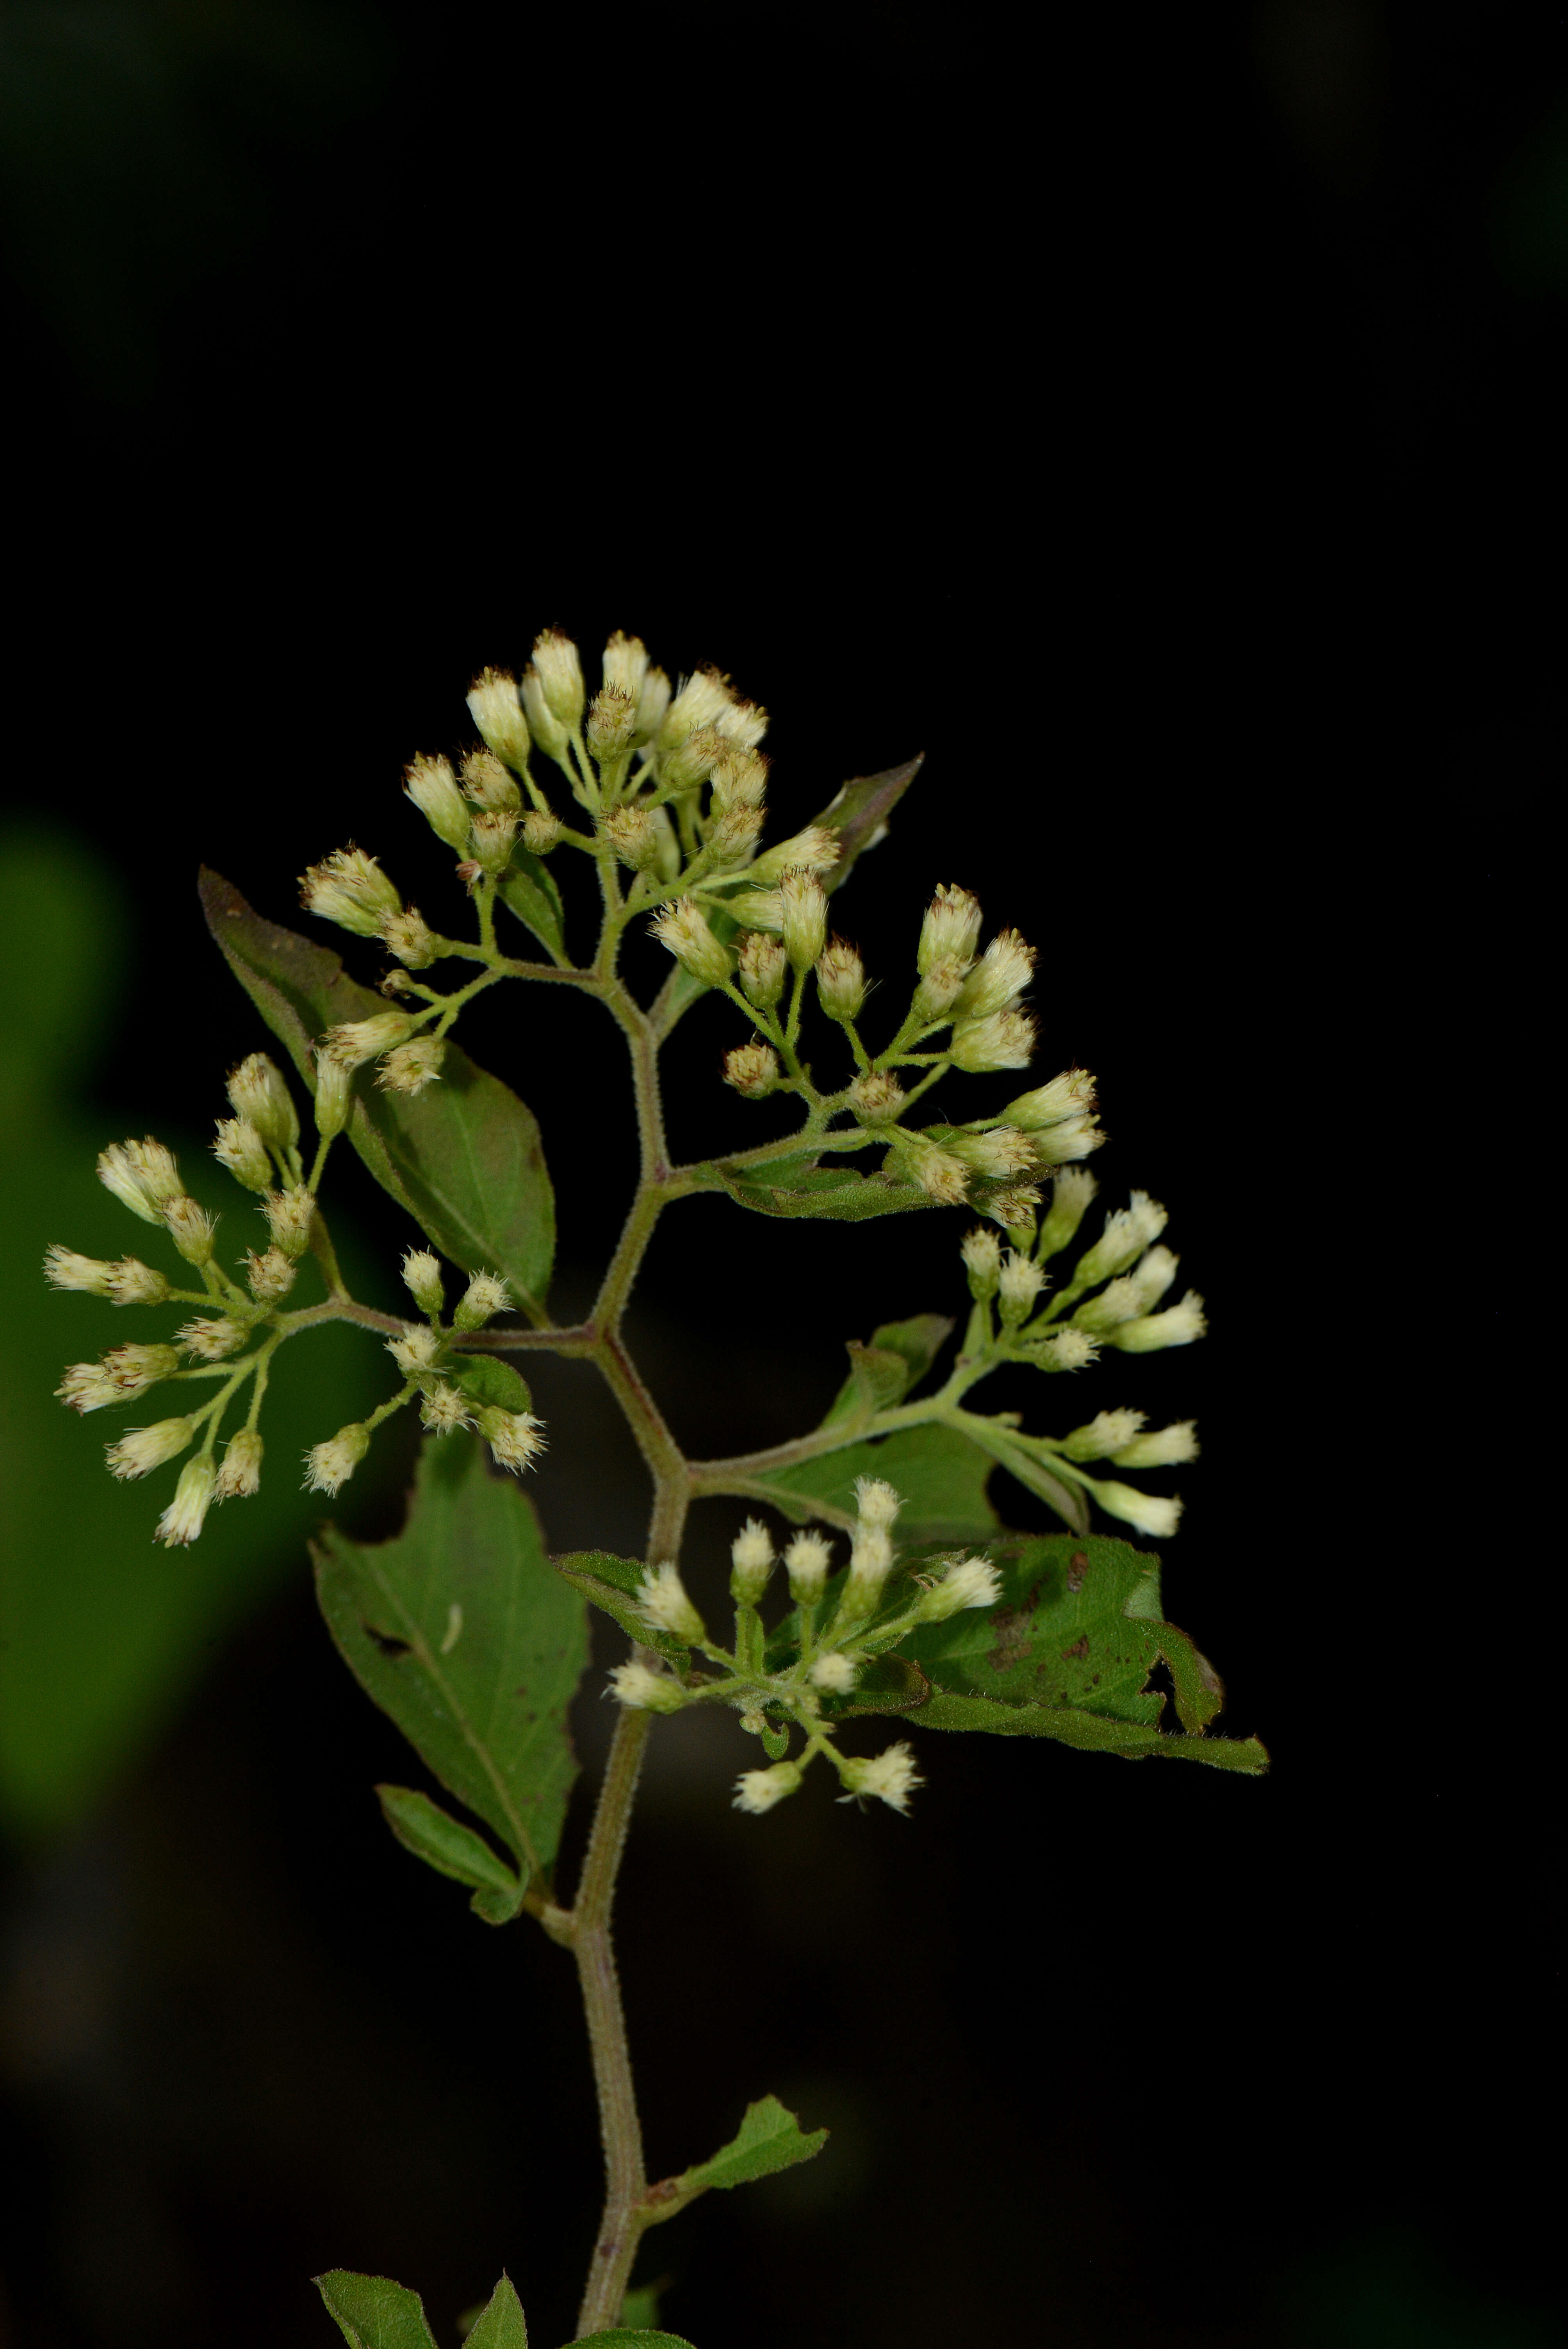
top-left (0, 3), bottom-right (1558, 2344)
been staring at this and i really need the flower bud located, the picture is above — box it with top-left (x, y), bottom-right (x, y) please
top-left (1032, 1112), bottom-right (1103, 1166)
top-left (709, 804), bottom-right (764, 866)
top-left (522, 810), bottom-right (565, 855)
top-left (104, 1415), bottom-right (195, 1479)
top-left (216, 1428), bottom-right (264, 1500)
top-left (460, 747), bottom-right (522, 813)
top-left (1036, 1167), bottom-right (1098, 1260)
top-left (841, 1523), bottom-right (894, 1620)
top-left (723, 1042), bottom-right (781, 1097)
top-left (262, 1187), bottom-right (316, 1259)
top-left (658, 667), bottom-right (735, 751)
top-left (600, 807), bottom-right (659, 870)
top-left (1000, 1069), bottom-right (1097, 1131)
top-left (733, 1760), bottom-right (802, 1814)
top-left (1112, 1421), bottom-right (1199, 1468)
top-left (530, 627), bottom-right (585, 725)
top-left (602, 630), bottom-right (650, 700)
top-left (470, 808), bottom-right (519, 875)
top-left (729, 1517), bottom-right (775, 1605)
top-left (1018, 1328), bottom-right (1098, 1371)
top-left (608, 1661), bottom-right (687, 1713)
top-left (587, 685), bottom-right (637, 760)
top-left (960, 1226), bottom-right (1001, 1297)
top-left (244, 1246), bottom-right (296, 1303)
top-left (387, 1322), bottom-right (443, 1375)
top-left (466, 668), bottom-right (532, 772)
top-left (162, 1196), bottom-right (217, 1266)
top-left (1074, 1246), bottom-right (1179, 1331)
top-left (420, 1383), bottom-right (472, 1434)
top-left (949, 1007), bottom-right (1037, 1073)
top-left (314, 1048), bottom-right (353, 1139)
top-left (715, 696), bottom-right (767, 749)
top-left (997, 1249), bottom-right (1046, 1324)
top-left (917, 1556), bottom-right (1002, 1620)
top-left (918, 885), bottom-right (982, 976)
top-left (305, 1422), bottom-right (370, 1495)
top-left (892, 1132), bottom-right (969, 1205)
top-left (1090, 1481), bottom-right (1184, 1539)
top-left (404, 753), bottom-right (471, 851)
top-left (649, 898), bottom-right (732, 988)
top-left (953, 928), bottom-right (1034, 1022)
top-left (784, 1530), bottom-right (834, 1602)
top-left (711, 743), bottom-right (769, 811)
top-left (176, 1315), bottom-right (249, 1362)
top-left (102, 1257), bottom-right (166, 1306)
top-left (325, 1012), bottom-right (417, 1069)
top-left (156, 1453), bottom-right (217, 1547)
top-left (846, 1070), bottom-right (905, 1125)
top-left (631, 1562), bottom-right (703, 1645)
top-left (808, 1651), bottom-right (858, 1693)
top-left (738, 929), bottom-right (788, 1009)
top-left (1072, 1192), bottom-right (1168, 1288)
top-left (401, 1248), bottom-right (444, 1315)
top-left (43, 1246), bottom-right (115, 1298)
top-left (944, 1127), bottom-right (1037, 1179)
top-left (227, 1054), bottom-right (299, 1152)
top-left (378, 1038), bottom-right (446, 1095)
top-left (780, 870), bottom-right (828, 972)
top-left (913, 954), bottom-right (968, 1022)
top-left (377, 907), bottom-right (439, 970)
top-left (520, 666), bottom-right (571, 762)
top-left (454, 1271), bottom-right (510, 1330)
top-left (979, 1183), bottom-right (1042, 1233)
top-left (663, 723), bottom-right (725, 793)
top-left (838, 1742), bottom-right (922, 1813)
top-left (299, 847), bottom-right (403, 938)
top-left (57, 1341), bottom-right (181, 1412)
top-left (1062, 1408), bottom-right (1146, 1461)
top-left (1103, 1292), bottom-right (1207, 1352)
top-left (815, 939), bottom-right (866, 1023)
top-left (478, 1405), bottom-right (547, 1475)
top-left (633, 665), bottom-right (671, 745)
top-left (747, 825), bottom-right (841, 888)
top-left (97, 1137), bottom-right (183, 1224)
top-left (212, 1117), bottom-right (271, 1192)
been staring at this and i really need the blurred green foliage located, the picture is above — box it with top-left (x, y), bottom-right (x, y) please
top-left (0, 828), bottom-right (387, 1840)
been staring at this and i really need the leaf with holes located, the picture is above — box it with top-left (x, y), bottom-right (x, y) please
top-left (200, 868), bottom-right (554, 1314)
top-left (314, 1433), bottom-right (588, 1894)
top-left (315, 2272), bottom-right (438, 2349)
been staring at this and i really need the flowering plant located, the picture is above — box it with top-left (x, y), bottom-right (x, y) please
top-left (46, 624), bottom-right (1265, 2346)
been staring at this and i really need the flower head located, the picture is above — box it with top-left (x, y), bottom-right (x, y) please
top-left (299, 847), bottom-right (402, 938)
top-left (97, 1138), bottom-right (182, 1224)
top-left (304, 1423), bottom-right (370, 1496)
top-left (733, 1761), bottom-right (802, 1815)
top-left (784, 1530), bottom-right (834, 1601)
top-left (949, 1007), bottom-right (1037, 1073)
top-left (453, 1271), bottom-right (510, 1331)
top-left (404, 752), bottom-right (471, 850)
top-left (466, 667), bottom-right (532, 771)
top-left (212, 1118), bottom-right (272, 1192)
top-left (215, 1429), bottom-right (264, 1499)
top-left (608, 1661), bottom-right (687, 1714)
top-left (636, 1561), bottom-right (706, 1644)
top-left (839, 1742), bottom-right (923, 1814)
top-left (808, 1651), bottom-right (859, 1693)
top-left (155, 1454), bottom-right (216, 1547)
top-left (918, 1556), bottom-right (1002, 1621)
top-left (478, 1405), bottom-right (547, 1476)
top-left (104, 1416), bottom-right (195, 1479)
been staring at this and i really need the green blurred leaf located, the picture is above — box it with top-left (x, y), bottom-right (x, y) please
top-left (200, 868), bottom-right (554, 1313)
top-left (699, 1151), bottom-right (940, 1224)
top-left (913, 1690), bottom-right (1268, 1770)
top-left (552, 1551), bottom-right (689, 1667)
top-left (821, 1312), bottom-right (954, 1429)
top-left (669, 2094), bottom-right (828, 2201)
top-left (315, 2271), bottom-right (438, 2349)
top-left (951, 1419), bottom-right (1090, 1536)
top-left (570, 2333), bottom-right (696, 2348)
top-left (756, 1422), bottom-right (1002, 1545)
top-left (314, 1434), bottom-right (588, 1886)
top-left (464, 2272), bottom-right (529, 2347)
top-left (454, 1355), bottom-right (534, 1415)
top-left (617, 2287), bottom-right (665, 2327)
top-left (375, 1784), bottom-right (528, 1924)
top-left (497, 853), bottom-right (567, 963)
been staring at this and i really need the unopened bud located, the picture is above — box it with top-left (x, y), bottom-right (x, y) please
top-left (244, 1246), bottom-right (296, 1303)
top-left (522, 810), bottom-right (564, 855)
top-left (709, 804), bottom-right (764, 866)
top-left (918, 885), bottom-right (982, 976)
top-left (748, 825), bottom-right (841, 888)
top-left (176, 1315), bottom-right (249, 1362)
top-left (530, 627), bottom-right (585, 725)
top-left (944, 1126), bottom-right (1037, 1180)
top-left (470, 808), bottom-right (519, 875)
top-left (520, 665), bottom-right (571, 761)
top-left (658, 667), bottom-right (735, 751)
top-left (997, 1250), bottom-right (1046, 1324)
top-left (918, 1556), bottom-right (1002, 1620)
top-left (649, 897), bottom-right (732, 987)
top-left (305, 1422), bottom-right (370, 1495)
top-left (1037, 1167), bottom-right (1098, 1260)
top-left (215, 1428), bottom-right (264, 1500)
top-left (1104, 1292), bottom-right (1207, 1353)
top-left (377, 907), bottom-right (439, 970)
top-left (1090, 1481), bottom-right (1184, 1539)
top-left (960, 1226), bottom-right (1001, 1296)
top-left (893, 1131), bottom-right (969, 1205)
top-left (212, 1117), bottom-right (271, 1192)
top-left (663, 723), bottom-right (725, 793)
top-left (838, 1742), bottom-right (922, 1813)
top-left (97, 1137), bottom-right (183, 1224)
top-left (454, 1270), bottom-right (510, 1330)
top-left (104, 1415), bottom-right (195, 1479)
top-left (809, 1651), bottom-right (858, 1693)
top-left (815, 939), bottom-right (866, 1022)
top-left (466, 668), bottom-right (532, 772)
top-left (953, 929), bottom-right (1034, 1022)
top-left (262, 1187), bottom-right (316, 1259)
top-left (587, 684), bottom-right (637, 760)
top-left (226, 1054), bottom-right (299, 1152)
top-left (711, 743), bottom-right (769, 811)
top-left (729, 1517), bottom-right (775, 1605)
top-left (156, 1454), bottom-right (217, 1547)
top-left (401, 1248), bottom-right (444, 1315)
top-left (723, 1041), bottom-right (781, 1097)
top-left (733, 1760), bottom-right (802, 1814)
top-left (602, 630), bottom-right (650, 700)
top-left (784, 1530), bottom-right (834, 1602)
top-left (299, 846), bottom-right (403, 938)
top-left (635, 1561), bottom-right (706, 1644)
top-left (633, 665), bottom-right (671, 745)
top-left (846, 1070), bottom-right (905, 1125)
top-left (162, 1195), bottom-right (217, 1266)
top-left (460, 748), bottom-right (522, 813)
top-left (600, 806), bottom-right (658, 870)
top-left (949, 1007), bottom-right (1037, 1073)
top-left (1112, 1420), bottom-right (1199, 1468)
top-left (780, 870), bottom-right (827, 971)
top-left (608, 1661), bottom-right (686, 1713)
top-left (1000, 1070), bottom-right (1097, 1131)
top-left (378, 1038), bottom-right (446, 1095)
top-left (313, 1048), bottom-right (352, 1139)
top-left (1062, 1408), bottom-right (1146, 1461)
top-left (404, 753), bottom-right (471, 851)
top-left (325, 1011), bottom-right (417, 1068)
top-left (738, 929), bottom-right (788, 1009)
top-left (1072, 1192), bottom-right (1168, 1288)
top-left (913, 954), bottom-right (968, 1021)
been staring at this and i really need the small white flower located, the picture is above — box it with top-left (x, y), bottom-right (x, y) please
top-left (1062, 1408), bottom-right (1146, 1462)
top-left (839, 1741), bottom-right (923, 1814)
top-left (212, 1118), bottom-right (272, 1191)
top-left (895, 1132), bottom-right (971, 1205)
top-left (244, 1246), bottom-right (296, 1303)
top-left (215, 1429), bottom-right (264, 1499)
top-left (946, 1126), bottom-right (1037, 1180)
top-left (846, 1070), bottom-right (905, 1125)
top-left (658, 666), bottom-right (736, 749)
top-left (918, 1557), bottom-right (1002, 1621)
top-left (299, 846), bottom-right (403, 938)
top-left (401, 1248), bottom-right (444, 1314)
top-left (379, 907), bottom-right (439, 970)
top-left (105, 1256), bottom-right (169, 1306)
top-left (601, 630), bottom-right (650, 700)
top-left (733, 1760), bottom-right (802, 1814)
top-left (43, 1246), bottom-right (116, 1296)
top-left (478, 1406), bottom-right (547, 1476)
top-left (460, 748), bottom-right (522, 812)
top-left (635, 1561), bottom-right (706, 1643)
top-left (1000, 1070), bottom-right (1098, 1130)
top-left (530, 626), bottom-right (586, 725)
top-left (730, 1518), bottom-right (775, 1604)
top-left (784, 1531), bottom-right (834, 1601)
top-left (104, 1417), bottom-right (195, 1479)
top-left (57, 1342), bottom-right (180, 1412)
top-left (1021, 1328), bottom-right (1098, 1372)
top-left (378, 1038), bottom-right (445, 1096)
top-left (1074, 1191), bottom-right (1169, 1286)
top-left (155, 1454), bottom-right (217, 1547)
top-left (723, 1042), bottom-right (780, 1098)
top-left (453, 1271), bottom-right (511, 1331)
top-left (953, 928), bottom-right (1034, 1022)
top-left (466, 667), bottom-right (532, 771)
top-left (324, 1012), bottom-right (416, 1070)
top-left (779, 869), bottom-right (829, 971)
top-left (918, 884), bottom-right (982, 976)
top-left (1037, 1166), bottom-right (1099, 1257)
top-left (1091, 1481), bottom-right (1184, 1538)
top-left (161, 1195), bottom-right (217, 1267)
top-left (853, 1477), bottom-right (902, 1529)
top-left (815, 939), bottom-right (866, 1022)
top-left (1105, 1292), bottom-right (1208, 1353)
top-left (587, 685), bottom-right (638, 760)
top-left (404, 752), bottom-right (471, 851)
top-left (997, 1249), bottom-right (1047, 1323)
top-left (808, 1651), bottom-right (859, 1692)
top-left (97, 1137), bottom-right (182, 1223)
top-left (176, 1316), bottom-right (249, 1362)
top-left (949, 1007), bottom-right (1037, 1073)
top-left (600, 806), bottom-right (658, 869)
top-left (419, 1382), bottom-right (473, 1435)
top-left (649, 897), bottom-right (732, 987)
top-left (304, 1424), bottom-right (370, 1495)
top-left (226, 1054), bottom-right (298, 1151)
top-left (1113, 1421), bottom-right (1199, 1468)
top-left (738, 930), bottom-right (788, 1009)
top-left (387, 1323), bottom-right (443, 1375)
top-left (262, 1187), bottom-right (316, 1259)
top-left (747, 825), bottom-right (841, 887)
top-left (607, 1661), bottom-right (686, 1714)
top-left (960, 1227), bottom-right (1001, 1293)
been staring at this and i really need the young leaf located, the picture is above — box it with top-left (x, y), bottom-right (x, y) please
top-left (375, 1784), bottom-right (528, 1924)
top-left (453, 1356), bottom-right (534, 1415)
top-left (698, 1153), bottom-right (941, 1224)
top-left (820, 1313), bottom-right (954, 1428)
top-left (913, 1691), bottom-right (1269, 1771)
top-left (953, 1419), bottom-right (1090, 1536)
top-left (497, 853), bottom-right (567, 964)
top-left (671, 2094), bottom-right (828, 2200)
top-left (315, 2271), bottom-right (438, 2349)
top-left (569, 2333), bottom-right (697, 2348)
top-left (552, 1551), bottom-right (690, 1667)
top-left (314, 1434), bottom-right (589, 1889)
top-left (199, 868), bottom-right (555, 1314)
top-left (464, 2272), bottom-right (529, 2348)
top-left (757, 1422), bottom-right (1002, 1546)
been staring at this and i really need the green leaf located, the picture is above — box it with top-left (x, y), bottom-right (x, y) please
top-left (617, 2288), bottom-right (664, 2328)
top-left (199, 868), bottom-right (555, 1314)
top-left (821, 1312), bottom-right (953, 1429)
top-left (453, 1356), bottom-right (534, 1415)
top-left (837, 1652), bottom-right (932, 1718)
top-left (756, 1422), bottom-right (1002, 1546)
top-left (464, 2272), bottom-right (529, 2348)
top-left (656, 756), bottom-right (923, 1035)
top-left (700, 1151), bottom-right (941, 1224)
top-left (497, 852), bottom-right (568, 963)
top-left (551, 1550), bottom-right (691, 1667)
top-left (673, 2094), bottom-right (828, 2199)
top-left (956, 1421), bottom-right (1090, 1536)
top-left (890, 1533), bottom-right (1267, 1773)
top-left (315, 2271), bottom-right (438, 2349)
top-left (375, 1785), bottom-right (528, 1924)
top-left (314, 1433), bottom-right (589, 1886)
top-left (570, 2333), bottom-right (696, 2348)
